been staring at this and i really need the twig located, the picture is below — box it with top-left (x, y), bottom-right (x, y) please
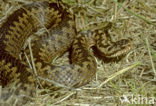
top-left (28, 39), bottom-right (42, 88)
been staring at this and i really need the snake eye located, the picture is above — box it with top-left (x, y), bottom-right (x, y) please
top-left (116, 38), bottom-right (132, 48)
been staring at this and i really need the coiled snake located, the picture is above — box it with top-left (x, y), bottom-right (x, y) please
top-left (0, 1), bottom-right (132, 98)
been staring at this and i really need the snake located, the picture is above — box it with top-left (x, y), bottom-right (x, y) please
top-left (0, 1), bottom-right (132, 99)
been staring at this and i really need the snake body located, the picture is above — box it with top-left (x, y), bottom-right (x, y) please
top-left (0, 1), bottom-right (132, 98)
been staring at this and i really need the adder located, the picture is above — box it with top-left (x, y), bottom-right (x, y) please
top-left (0, 1), bottom-right (132, 98)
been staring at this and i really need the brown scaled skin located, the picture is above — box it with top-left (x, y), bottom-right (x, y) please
top-left (0, 1), bottom-right (132, 101)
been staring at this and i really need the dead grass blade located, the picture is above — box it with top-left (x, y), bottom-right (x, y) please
top-left (97, 62), bottom-right (141, 88)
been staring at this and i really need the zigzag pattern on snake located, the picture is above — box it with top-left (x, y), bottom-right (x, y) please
top-left (0, 1), bottom-right (132, 98)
